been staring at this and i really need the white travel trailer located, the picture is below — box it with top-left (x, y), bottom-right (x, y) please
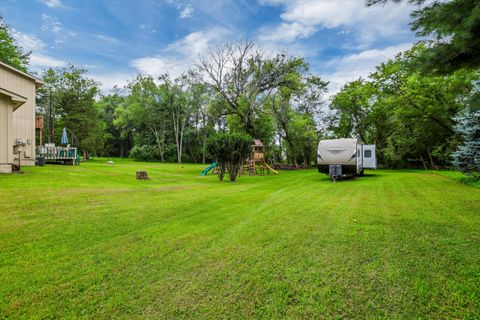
top-left (317, 138), bottom-right (376, 181)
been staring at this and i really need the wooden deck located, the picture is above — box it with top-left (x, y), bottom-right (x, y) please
top-left (36, 146), bottom-right (80, 165)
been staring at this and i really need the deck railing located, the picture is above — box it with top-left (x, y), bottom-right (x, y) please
top-left (36, 146), bottom-right (79, 165)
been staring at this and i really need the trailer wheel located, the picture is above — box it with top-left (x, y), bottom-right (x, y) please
top-left (359, 169), bottom-right (364, 177)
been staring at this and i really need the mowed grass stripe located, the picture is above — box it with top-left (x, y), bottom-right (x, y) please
top-left (0, 160), bottom-right (479, 319)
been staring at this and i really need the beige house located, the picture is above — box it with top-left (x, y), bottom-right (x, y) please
top-left (0, 61), bottom-right (43, 173)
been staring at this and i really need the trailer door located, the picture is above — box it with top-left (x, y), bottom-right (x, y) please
top-left (356, 143), bottom-right (363, 171)
top-left (362, 145), bottom-right (376, 169)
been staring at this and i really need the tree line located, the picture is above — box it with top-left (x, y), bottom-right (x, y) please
top-left (32, 42), bottom-right (327, 166)
top-left (328, 44), bottom-right (478, 169)
top-left (0, 0), bottom-right (478, 178)
top-left (330, 0), bottom-right (480, 177)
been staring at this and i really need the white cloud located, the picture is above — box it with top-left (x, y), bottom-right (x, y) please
top-left (166, 29), bottom-right (228, 57)
top-left (11, 29), bottom-right (67, 69)
top-left (41, 14), bottom-right (62, 33)
top-left (259, 22), bottom-right (316, 43)
top-left (11, 29), bottom-right (46, 51)
top-left (30, 53), bottom-right (67, 68)
top-left (139, 24), bottom-right (157, 34)
top-left (130, 56), bottom-right (187, 79)
top-left (12, 30), bottom-right (69, 71)
top-left (280, 1), bottom-right (360, 28)
top-left (90, 72), bottom-right (134, 91)
top-left (323, 42), bottom-right (413, 95)
top-left (39, 14), bottom-right (77, 47)
top-left (130, 28), bottom-right (230, 78)
top-left (40, 0), bottom-right (62, 8)
top-left (259, 0), bottom-right (414, 47)
top-left (180, 4), bottom-right (194, 19)
top-left (96, 34), bottom-right (120, 45)
top-left (166, 1), bottom-right (195, 19)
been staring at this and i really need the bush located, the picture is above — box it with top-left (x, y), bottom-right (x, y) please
top-left (206, 132), bottom-right (252, 182)
top-left (129, 145), bottom-right (162, 161)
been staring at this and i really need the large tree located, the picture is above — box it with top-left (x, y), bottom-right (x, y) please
top-left (329, 79), bottom-right (378, 144)
top-left (159, 73), bottom-right (208, 163)
top-left (181, 77), bottom-right (211, 163)
top-left (197, 41), bottom-right (306, 138)
top-left (371, 48), bottom-right (474, 168)
top-left (0, 16), bottom-right (30, 71)
top-left (367, 0), bottom-right (480, 74)
top-left (329, 46), bottom-right (476, 168)
top-left (122, 75), bottom-right (168, 162)
top-left (97, 91), bottom-right (132, 158)
top-left (37, 65), bottom-right (103, 159)
top-left (269, 75), bottom-right (328, 166)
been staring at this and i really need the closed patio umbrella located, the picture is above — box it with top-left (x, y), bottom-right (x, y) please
top-left (61, 127), bottom-right (68, 145)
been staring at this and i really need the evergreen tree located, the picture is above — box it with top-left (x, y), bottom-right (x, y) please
top-left (452, 110), bottom-right (480, 176)
top-left (366, 0), bottom-right (480, 74)
top-left (452, 77), bottom-right (480, 177)
top-left (0, 16), bottom-right (30, 71)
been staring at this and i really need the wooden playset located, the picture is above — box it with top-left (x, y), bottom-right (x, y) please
top-left (242, 139), bottom-right (278, 175)
top-left (201, 139), bottom-right (278, 176)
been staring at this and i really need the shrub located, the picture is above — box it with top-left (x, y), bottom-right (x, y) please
top-left (129, 145), bottom-right (162, 161)
top-left (206, 132), bottom-right (252, 182)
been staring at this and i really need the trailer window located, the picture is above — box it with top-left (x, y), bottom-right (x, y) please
top-left (364, 150), bottom-right (372, 158)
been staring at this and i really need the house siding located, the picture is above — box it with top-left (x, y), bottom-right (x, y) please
top-left (0, 64), bottom-right (38, 167)
top-left (0, 95), bottom-right (14, 173)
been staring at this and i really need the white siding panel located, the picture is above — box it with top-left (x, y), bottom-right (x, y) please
top-left (0, 65), bottom-right (37, 166)
top-left (0, 95), bottom-right (14, 165)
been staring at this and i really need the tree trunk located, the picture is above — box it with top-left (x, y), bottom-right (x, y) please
top-left (201, 114), bottom-right (208, 164)
top-left (226, 161), bottom-right (241, 182)
top-left (427, 150), bottom-right (436, 170)
top-left (160, 125), bottom-right (165, 162)
top-left (201, 126), bottom-right (208, 164)
top-left (419, 155), bottom-right (428, 170)
top-left (218, 163), bottom-right (226, 181)
top-left (285, 136), bottom-right (298, 168)
top-left (151, 122), bottom-right (165, 162)
top-left (153, 130), bottom-right (164, 163)
top-left (278, 132), bottom-right (283, 163)
top-left (188, 144), bottom-right (197, 163)
top-left (172, 109), bottom-right (186, 164)
top-left (202, 139), bottom-right (206, 164)
top-left (178, 119), bottom-right (186, 164)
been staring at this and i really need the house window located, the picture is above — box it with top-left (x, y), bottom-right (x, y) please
top-left (364, 150), bottom-right (372, 158)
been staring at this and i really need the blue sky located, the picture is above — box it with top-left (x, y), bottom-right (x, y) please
top-left (1, 0), bottom-right (421, 93)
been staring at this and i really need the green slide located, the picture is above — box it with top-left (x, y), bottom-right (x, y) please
top-left (201, 162), bottom-right (218, 176)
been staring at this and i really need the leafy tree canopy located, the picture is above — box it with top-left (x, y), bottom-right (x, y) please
top-left (37, 65), bottom-right (103, 158)
top-left (366, 0), bottom-right (480, 74)
top-left (0, 16), bottom-right (30, 72)
top-left (206, 132), bottom-right (252, 182)
top-left (329, 45), bottom-right (478, 168)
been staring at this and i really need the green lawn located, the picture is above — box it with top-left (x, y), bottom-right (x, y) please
top-left (1, 160), bottom-right (479, 319)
